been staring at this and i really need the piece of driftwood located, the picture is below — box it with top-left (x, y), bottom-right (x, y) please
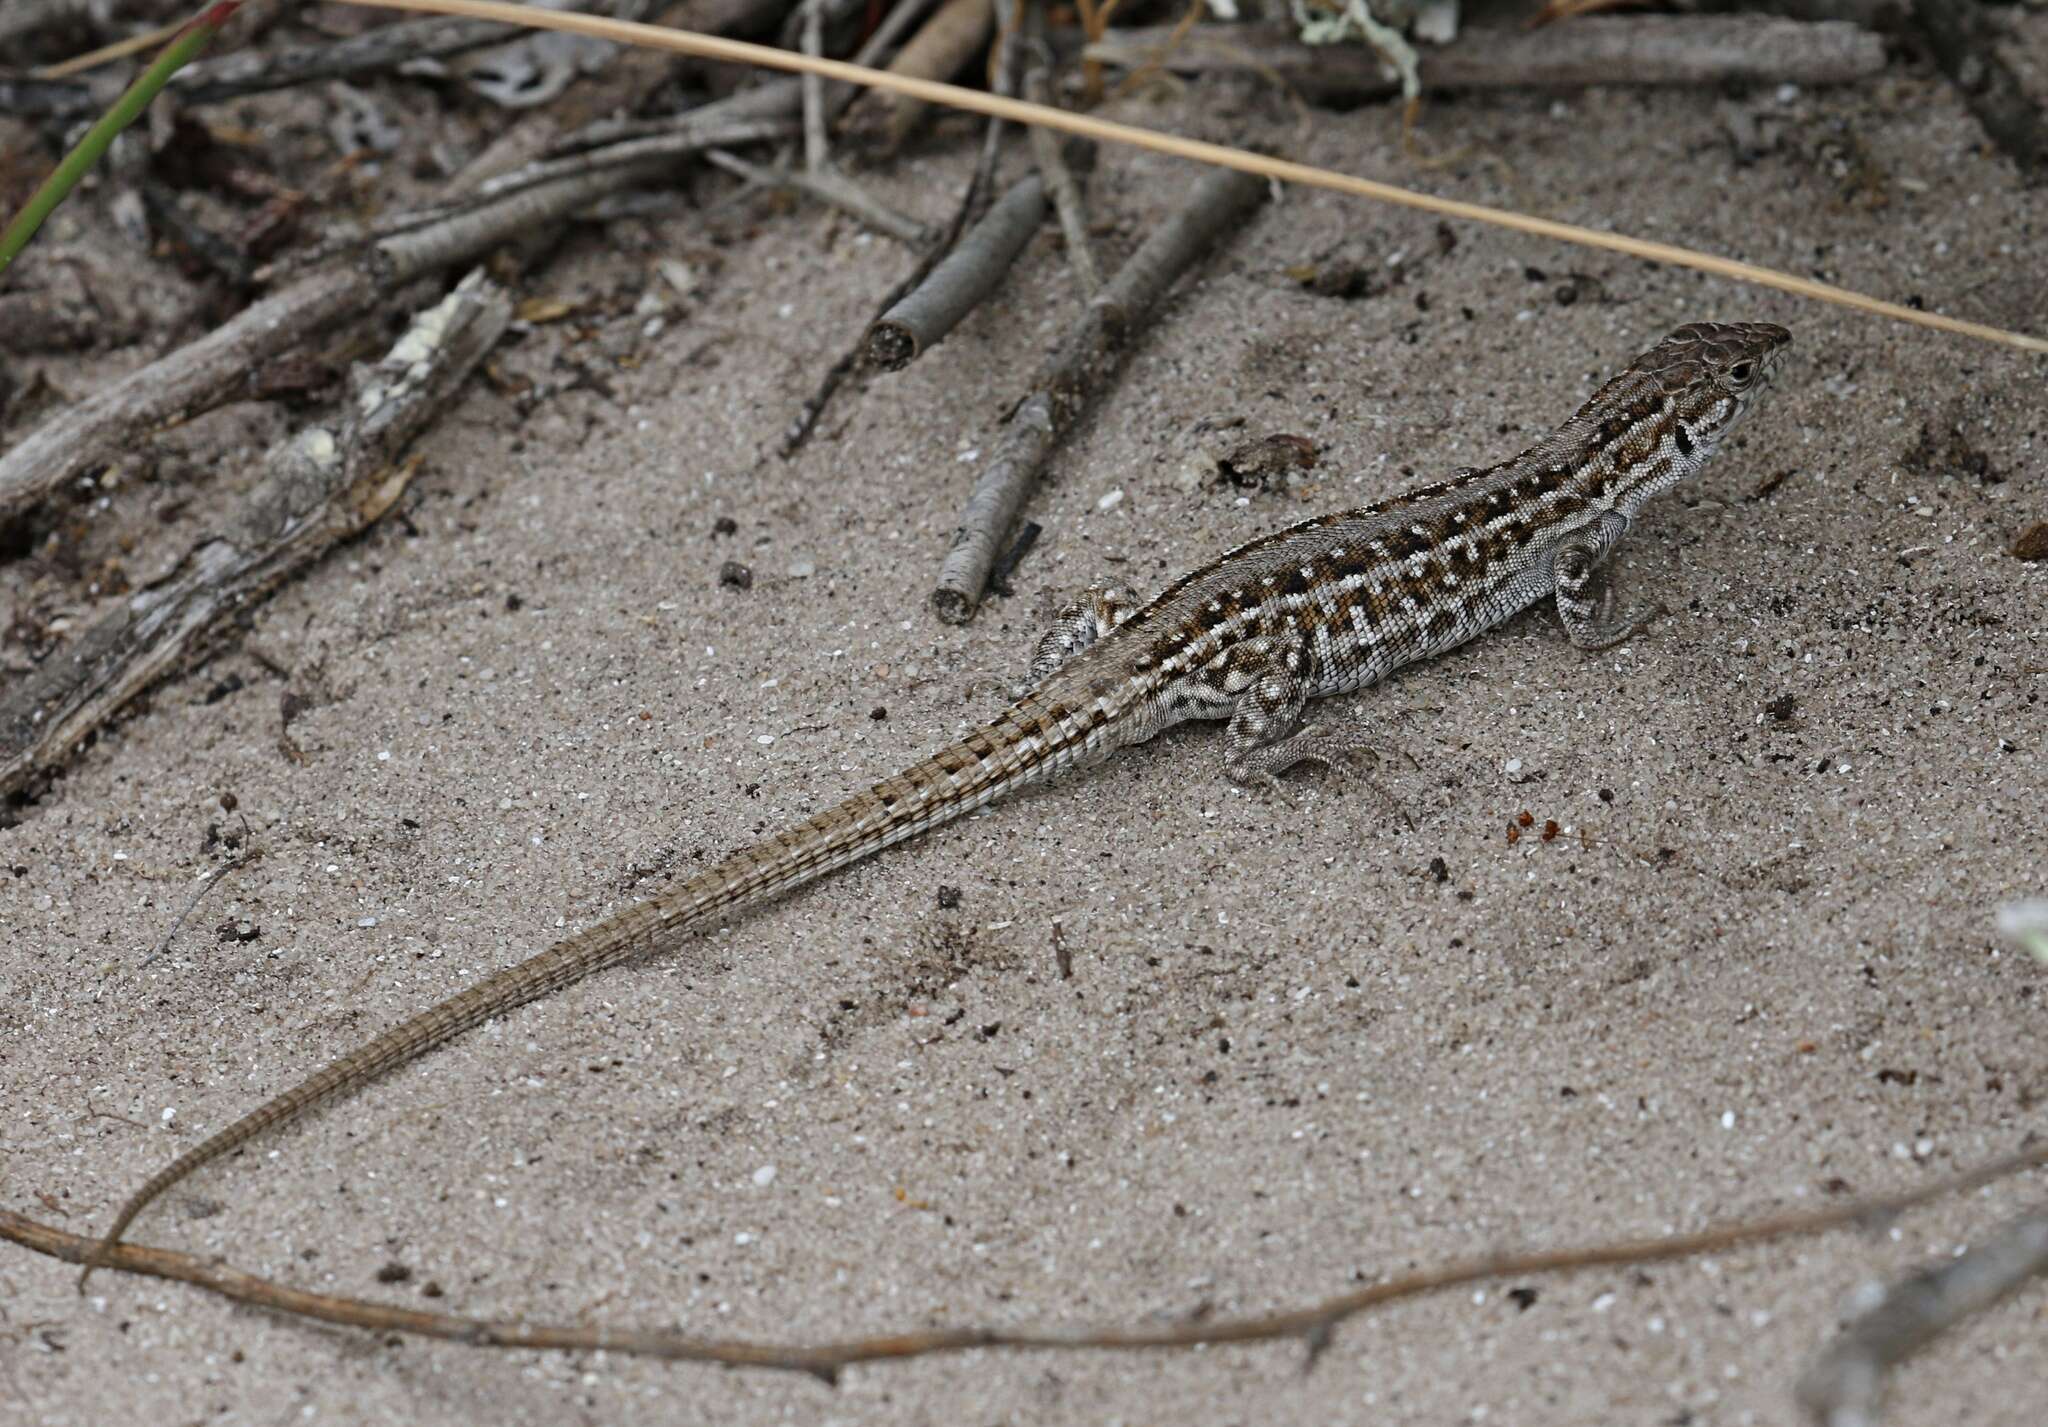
top-left (930, 165), bottom-right (1266, 624)
top-left (1797, 1200), bottom-right (2048, 1426)
top-left (0, 270), bottom-right (511, 800)
top-left (1913, 0), bottom-right (2048, 185)
top-left (1081, 15), bottom-right (1889, 102)
top-left (0, 88), bottom-right (796, 525)
top-left (865, 171), bottom-right (1043, 369)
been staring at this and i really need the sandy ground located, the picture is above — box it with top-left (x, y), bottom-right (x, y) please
top-left (5, 22), bottom-right (2047, 1427)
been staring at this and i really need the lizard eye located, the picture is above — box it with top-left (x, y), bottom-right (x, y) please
top-left (1727, 360), bottom-right (1756, 386)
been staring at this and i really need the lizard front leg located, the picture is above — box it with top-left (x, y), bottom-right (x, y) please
top-left (1553, 531), bottom-right (1666, 651)
top-left (1028, 585), bottom-right (1132, 685)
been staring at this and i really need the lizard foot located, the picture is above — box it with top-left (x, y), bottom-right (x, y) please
top-left (1226, 724), bottom-right (1416, 828)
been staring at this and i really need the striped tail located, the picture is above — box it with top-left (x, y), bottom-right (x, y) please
top-left (81, 689), bottom-right (1117, 1285)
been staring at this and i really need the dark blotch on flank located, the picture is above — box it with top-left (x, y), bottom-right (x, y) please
top-left (1383, 525), bottom-right (1431, 560)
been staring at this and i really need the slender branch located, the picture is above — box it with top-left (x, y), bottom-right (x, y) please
top-left (339, 0), bottom-right (2048, 355)
top-left (170, 10), bottom-right (528, 104)
top-left (1797, 1199), bottom-right (2048, 1427)
top-left (827, 0), bottom-right (942, 120)
top-left (864, 171), bottom-right (1042, 368)
top-left (141, 846), bottom-right (263, 968)
top-left (801, 0), bottom-right (828, 172)
top-left (420, 0), bottom-right (794, 203)
top-left (34, 19), bottom-right (190, 79)
top-left (706, 147), bottom-right (932, 244)
top-left (841, 0), bottom-right (994, 152)
top-left (964, 0), bottom-right (1023, 228)
top-left (778, 7), bottom-right (1021, 454)
top-left (5, 1144), bottom-right (2039, 1383)
top-left (1024, 2), bottom-right (1098, 298)
top-left (931, 165), bottom-right (1265, 623)
top-left (1081, 15), bottom-right (1889, 101)
top-left (0, 273), bottom-right (512, 800)
top-left (381, 107), bottom-right (794, 234)
top-left (986, 517), bottom-right (1041, 595)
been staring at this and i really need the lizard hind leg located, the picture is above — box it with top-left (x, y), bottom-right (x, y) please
top-left (1027, 586), bottom-right (1133, 687)
top-left (1220, 644), bottom-right (1412, 825)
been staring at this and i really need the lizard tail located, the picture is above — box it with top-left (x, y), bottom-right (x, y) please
top-left (81, 690), bottom-right (1114, 1288)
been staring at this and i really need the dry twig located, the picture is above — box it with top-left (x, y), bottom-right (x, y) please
top-left (0, 87), bottom-right (795, 526)
top-left (1082, 15), bottom-right (1889, 102)
top-left (441, 0), bottom-right (796, 196)
top-left (778, 3), bottom-right (1022, 454)
top-left (1798, 1198), bottom-right (2048, 1426)
top-left (0, 268), bottom-right (364, 527)
top-left (842, 0), bottom-right (994, 152)
top-left (864, 171), bottom-right (1043, 368)
top-left (930, 165), bottom-right (1266, 623)
top-left (140, 844), bottom-right (262, 968)
top-left (340, 0), bottom-right (2046, 355)
top-left (826, 0), bottom-right (941, 119)
top-left (1023, 0), bottom-right (1097, 298)
top-left (5, 1143), bottom-right (2040, 1383)
top-left (705, 146), bottom-right (932, 243)
top-left (801, 0), bottom-right (829, 172)
top-left (169, 10), bottom-right (534, 105)
top-left (33, 18), bottom-right (189, 79)
top-left (0, 272), bottom-right (512, 799)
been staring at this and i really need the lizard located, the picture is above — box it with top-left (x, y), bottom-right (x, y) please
top-left (82, 319), bottom-right (1790, 1283)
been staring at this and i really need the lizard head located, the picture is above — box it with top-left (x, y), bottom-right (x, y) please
top-left (1630, 321), bottom-right (1792, 456)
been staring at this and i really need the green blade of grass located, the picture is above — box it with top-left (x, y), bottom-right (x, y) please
top-left (0, 3), bottom-right (241, 275)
